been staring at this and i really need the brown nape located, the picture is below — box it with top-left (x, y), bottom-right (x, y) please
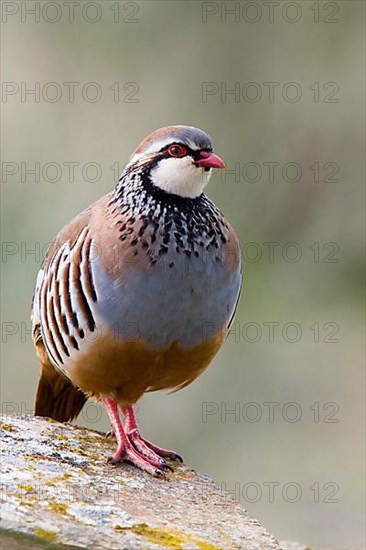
top-left (35, 367), bottom-right (87, 422)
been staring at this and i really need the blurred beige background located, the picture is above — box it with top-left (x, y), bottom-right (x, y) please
top-left (1, 1), bottom-right (365, 548)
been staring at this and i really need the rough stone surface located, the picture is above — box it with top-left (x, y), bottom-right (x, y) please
top-left (1, 414), bottom-right (282, 549)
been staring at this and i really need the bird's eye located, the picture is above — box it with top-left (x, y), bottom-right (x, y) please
top-left (167, 144), bottom-right (187, 158)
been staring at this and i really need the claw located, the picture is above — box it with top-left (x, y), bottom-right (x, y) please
top-left (168, 452), bottom-right (183, 463)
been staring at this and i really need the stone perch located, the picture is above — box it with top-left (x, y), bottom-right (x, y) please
top-left (1, 414), bottom-right (285, 549)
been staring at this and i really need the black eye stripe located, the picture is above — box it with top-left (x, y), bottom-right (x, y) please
top-left (192, 149), bottom-right (211, 160)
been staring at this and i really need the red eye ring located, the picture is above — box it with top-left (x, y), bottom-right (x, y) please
top-left (167, 144), bottom-right (187, 158)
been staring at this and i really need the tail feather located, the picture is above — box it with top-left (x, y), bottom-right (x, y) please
top-left (35, 368), bottom-right (87, 422)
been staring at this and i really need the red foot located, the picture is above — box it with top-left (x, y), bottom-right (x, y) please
top-left (107, 439), bottom-right (166, 477)
top-left (103, 400), bottom-right (182, 477)
top-left (122, 405), bottom-right (183, 464)
top-left (128, 429), bottom-right (183, 464)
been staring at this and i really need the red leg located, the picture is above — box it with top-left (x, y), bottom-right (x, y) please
top-left (103, 399), bottom-right (166, 477)
top-left (103, 399), bottom-right (124, 461)
top-left (121, 405), bottom-right (183, 464)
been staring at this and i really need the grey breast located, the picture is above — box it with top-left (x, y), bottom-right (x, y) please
top-left (92, 243), bottom-right (241, 350)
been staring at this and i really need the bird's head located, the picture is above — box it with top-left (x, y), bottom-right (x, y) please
top-left (126, 125), bottom-right (226, 199)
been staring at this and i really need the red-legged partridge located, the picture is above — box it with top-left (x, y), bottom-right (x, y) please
top-left (32, 125), bottom-right (242, 476)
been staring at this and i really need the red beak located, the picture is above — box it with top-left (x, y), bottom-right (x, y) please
top-left (194, 151), bottom-right (226, 169)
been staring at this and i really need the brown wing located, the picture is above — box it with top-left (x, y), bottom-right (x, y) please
top-left (31, 196), bottom-right (106, 421)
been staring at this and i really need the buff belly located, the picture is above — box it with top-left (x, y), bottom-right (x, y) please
top-left (67, 329), bottom-right (225, 404)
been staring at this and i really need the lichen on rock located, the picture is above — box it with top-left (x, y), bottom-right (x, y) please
top-left (1, 415), bottom-right (282, 549)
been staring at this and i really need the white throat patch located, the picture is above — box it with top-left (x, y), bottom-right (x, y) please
top-left (150, 157), bottom-right (212, 198)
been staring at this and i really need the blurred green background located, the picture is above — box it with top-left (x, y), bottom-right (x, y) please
top-left (1, 1), bottom-right (364, 548)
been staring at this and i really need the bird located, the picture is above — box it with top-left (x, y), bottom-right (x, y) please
top-left (32, 125), bottom-right (242, 476)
